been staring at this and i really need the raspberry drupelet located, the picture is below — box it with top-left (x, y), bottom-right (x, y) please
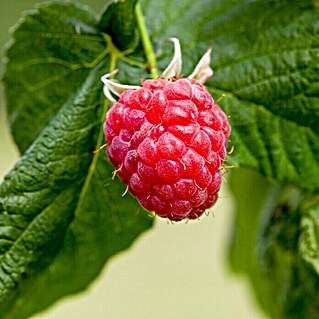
top-left (102, 39), bottom-right (231, 221)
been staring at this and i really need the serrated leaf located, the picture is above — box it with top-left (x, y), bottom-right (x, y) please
top-left (2, 0), bottom-right (319, 318)
top-left (1, 2), bottom-right (153, 318)
top-left (0, 61), bottom-right (152, 319)
top-left (3, 1), bottom-right (106, 153)
top-left (142, 0), bottom-right (319, 192)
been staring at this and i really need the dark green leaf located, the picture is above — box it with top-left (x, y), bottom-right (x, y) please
top-left (1, 2), bottom-right (152, 318)
top-left (2, 0), bottom-right (319, 318)
top-left (0, 61), bottom-right (152, 318)
top-left (143, 0), bottom-right (319, 192)
top-left (99, 0), bottom-right (139, 50)
top-left (3, 1), bottom-right (106, 153)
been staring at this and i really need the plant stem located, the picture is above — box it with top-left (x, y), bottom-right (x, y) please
top-left (109, 54), bottom-right (117, 74)
top-left (135, 2), bottom-right (158, 79)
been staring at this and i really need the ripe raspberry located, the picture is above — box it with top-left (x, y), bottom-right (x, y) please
top-left (104, 77), bottom-right (231, 221)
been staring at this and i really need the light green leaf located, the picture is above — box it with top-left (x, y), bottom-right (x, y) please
top-left (229, 169), bottom-right (319, 319)
top-left (299, 198), bottom-right (319, 275)
top-left (228, 168), bottom-right (277, 316)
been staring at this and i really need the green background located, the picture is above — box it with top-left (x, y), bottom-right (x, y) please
top-left (0, 1), bottom-right (267, 318)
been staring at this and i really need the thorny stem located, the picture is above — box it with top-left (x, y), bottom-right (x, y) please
top-left (135, 2), bottom-right (159, 79)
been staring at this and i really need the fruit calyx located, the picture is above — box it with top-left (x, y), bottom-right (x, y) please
top-left (101, 38), bottom-right (213, 102)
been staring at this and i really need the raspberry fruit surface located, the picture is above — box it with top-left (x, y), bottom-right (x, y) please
top-left (104, 77), bottom-right (230, 221)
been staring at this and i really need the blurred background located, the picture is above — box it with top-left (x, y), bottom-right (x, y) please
top-left (0, 1), bottom-right (269, 318)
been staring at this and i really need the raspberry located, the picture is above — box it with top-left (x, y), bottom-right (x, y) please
top-left (104, 77), bottom-right (231, 221)
top-left (101, 38), bottom-right (231, 221)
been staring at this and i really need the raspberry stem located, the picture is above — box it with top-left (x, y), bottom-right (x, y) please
top-left (135, 3), bottom-right (159, 79)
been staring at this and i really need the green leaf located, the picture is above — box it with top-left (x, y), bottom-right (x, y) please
top-left (228, 168), bottom-right (273, 272)
top-left (99, 0), bottom-right (139, 50)
top-left (229, 169), bottom-right (319, 319)
top-left (1, 2), bottom-right (152, 318)
top-left (256, 190), bottom-right (319, 319)
top-left (228, 168), bottom-right (278, 316)
top-left (142, 0), bottom-right (319, 192)
top-left (2, 0), bottom-right (319, 318)
top-left (299, 197), bottom-right (319, 275)
top-left (0, 61), bottom-right (152, 318)
top-left (3, 1), bottom-right (106, 153)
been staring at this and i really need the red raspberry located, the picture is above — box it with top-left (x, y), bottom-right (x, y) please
top-left (104, 78), bottom-right (231, 221)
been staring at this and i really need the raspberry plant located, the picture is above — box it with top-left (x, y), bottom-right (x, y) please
top-left (0, 0), bottom-right (318, 318)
